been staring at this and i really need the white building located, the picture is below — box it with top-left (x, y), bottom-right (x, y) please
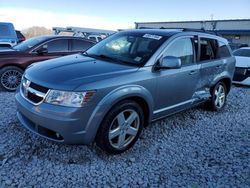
top-left (135, 19), bottom-right (250, 46)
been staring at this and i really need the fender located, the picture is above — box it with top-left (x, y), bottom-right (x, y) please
top-left (83, 85), bottom-right (154, 143)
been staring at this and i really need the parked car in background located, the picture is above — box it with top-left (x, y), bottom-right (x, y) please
top-left (0, 22), bottom-right (18, 47)
top-left (0, 35), bottom-right (95, 91)
top-left (87, 34), bottom-right (103, 42)
top-left (15, 29), bottom-right (235, 154)
top-left (53, 26), bottom-right (115, 42)
top-left (229, 42), bottom-right (249, 51)
top-left (233, 47), bottom-right (250, 86)
top-left (16, 30), bottom-right (26, 43)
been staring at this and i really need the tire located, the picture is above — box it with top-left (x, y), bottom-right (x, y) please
top-left (206, 82), bottom-right (227, 111)
top-left (96, 100), bottom-right (144, 154)
top-left (0, 66), bottom-right (23, 92)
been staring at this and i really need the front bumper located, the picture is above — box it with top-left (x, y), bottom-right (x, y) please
top-left (15, 91), bottom-right (100, 144)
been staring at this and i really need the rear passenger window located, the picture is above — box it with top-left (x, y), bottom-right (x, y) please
top-left (199, 38), bottom-right (218, 62)
top-left (72, 39), bottom-right (94, 52)
top-left (164, 38), bottom-right (194, 66)
top-left (217, 41), bottom-right (231, 58)
top-left (46, 39), bottom-right (69, 52)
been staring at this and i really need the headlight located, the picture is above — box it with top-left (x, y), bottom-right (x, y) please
top-left (45, 90), bottom-right (96, 107)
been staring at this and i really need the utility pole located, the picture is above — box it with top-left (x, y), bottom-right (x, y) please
top-left (210, 14), bottom-right (214, 21)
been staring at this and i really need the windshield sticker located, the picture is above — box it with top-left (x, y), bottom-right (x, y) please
top-left (134, 57), bottom-right (142, 62)
top-left (143, 34), bottom-right (162, 40)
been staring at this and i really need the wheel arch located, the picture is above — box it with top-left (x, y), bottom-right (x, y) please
top-left (0, 64), bottom-right (25, 71)
top-left (220, 77), bottom-right (231, 93)
top-left (124, 96), bottom-right (150, 126)
top-left (210, 76), bottom-right (232, 94)
top-left (97, 85), bottom-right (154, 125)
top-left (85, 85), bottom-right (154, 143)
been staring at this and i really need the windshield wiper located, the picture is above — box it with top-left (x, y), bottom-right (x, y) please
top-left (82, 52), bottom-right (135, 66)
top-left (84, 53), bottom-right (123, 63)
top-left (99, 54), bottom-right (131, 65)
top-left (82, 51), bottom-right (89, 56)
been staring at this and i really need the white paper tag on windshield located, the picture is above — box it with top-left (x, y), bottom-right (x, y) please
top-left (143, 34), bottom-right (162, 40)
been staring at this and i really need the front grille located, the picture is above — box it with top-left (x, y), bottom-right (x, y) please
top-left (21, 78), bottom-right (49, 104)
top-left (27, 92), bottom-right (43, 103)
top-left (233, 68), bottom-right (249, 82)
top-left (234, 68), bottom-right (247, 75)
top-left (233, 74), bottom-right (248, 81)
top-left (30, 82), bottom-right (49, 93)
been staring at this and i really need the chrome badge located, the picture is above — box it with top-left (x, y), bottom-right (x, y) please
top-left (22, 78), bottom-right (31, 97)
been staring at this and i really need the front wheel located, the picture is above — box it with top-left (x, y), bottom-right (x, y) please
top-left (0, 66), bottom-right (23, 92)
top-left (207, 82), bottom-right (227, 111)
top-left (96, 100), bottom-right (144, 154)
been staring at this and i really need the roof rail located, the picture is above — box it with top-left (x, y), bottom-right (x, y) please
top-left (137, 27), bottom-right (220, 36)
top-left (181, 28), bottom-right (220, 36)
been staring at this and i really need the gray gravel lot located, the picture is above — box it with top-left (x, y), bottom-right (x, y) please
top-left (0, 86), bottom-right (249, 187)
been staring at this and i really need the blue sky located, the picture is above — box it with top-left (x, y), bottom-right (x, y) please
top-left (0, 0), bottom-right (250, 30)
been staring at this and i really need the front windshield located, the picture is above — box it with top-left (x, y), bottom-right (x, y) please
top-left (85, 32), bottom-right (167, 66)
top-left (13, 36), bottom-right (47, 51)
top-left (233, 49), bottom-right (250, 57)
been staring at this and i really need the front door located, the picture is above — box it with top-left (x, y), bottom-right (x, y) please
top-left (154, 36), bottom-right (200, 118)
top-left (32, 38), bottom-right (70, 62)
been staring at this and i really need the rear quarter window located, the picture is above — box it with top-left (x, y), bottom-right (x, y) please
top-left (217, 41), bottom-right (231, 58)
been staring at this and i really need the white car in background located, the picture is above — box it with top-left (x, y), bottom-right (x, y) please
top-left (233, 47), bottom-right (250, 86)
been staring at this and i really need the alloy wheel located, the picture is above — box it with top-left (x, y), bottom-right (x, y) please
top-left (108, 109), bottom-right (140, 149)
top-left (0, 69), bottom-right (22, 91)
top-left (214, 84), bottom-right (226, 108)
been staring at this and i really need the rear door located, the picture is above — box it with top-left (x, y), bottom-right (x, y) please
top-left (154, 36), bottom-right (200, 118)
top-left (70, 39), bottom-right (95, 53)
top-left (198, 37), bottom-right (228, 90)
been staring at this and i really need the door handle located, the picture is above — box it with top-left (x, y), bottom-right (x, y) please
top-left (189, 70), bottom-right (196, 75)
top-left (216, 65), bottom-right (222, 69)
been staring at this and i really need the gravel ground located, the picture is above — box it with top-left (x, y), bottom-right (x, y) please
top-left (0, 86), bottom-right (249, 187)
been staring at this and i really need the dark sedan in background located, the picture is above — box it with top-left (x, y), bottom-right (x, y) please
top-left (0, 36), bottom-right (95, 91)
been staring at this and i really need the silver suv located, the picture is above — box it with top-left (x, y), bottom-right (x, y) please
top-left (15, 29), bottom-right (235, 154)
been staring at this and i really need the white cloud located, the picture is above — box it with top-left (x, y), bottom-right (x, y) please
top-left (0, 7), bottom-right (132, 30)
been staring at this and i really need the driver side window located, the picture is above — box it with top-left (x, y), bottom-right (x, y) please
top-left (163, 38), bottom-right (194, 66)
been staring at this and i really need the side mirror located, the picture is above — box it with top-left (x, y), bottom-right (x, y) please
top-left (36, 47), bottom-right (48, 55)
top-left (158, 56), bottom-right (181, 69)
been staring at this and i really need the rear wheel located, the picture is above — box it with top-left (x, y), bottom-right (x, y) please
top-left (0, 66), bottom-right (23, 92)
top-left (96, 100), bottom-right (144, 154)
top-left (207, 82), bottom-right (227, 111)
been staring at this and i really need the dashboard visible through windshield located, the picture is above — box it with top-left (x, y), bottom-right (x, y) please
top-left (85, 32), bottom-right (167, 66)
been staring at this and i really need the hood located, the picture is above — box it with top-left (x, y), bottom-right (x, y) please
top-left (235, 56), bottom-right (250, 68)
top-left (25, 54), bottom-right (139, 91)
top-left (0, 48), bottom-right (20, 54)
